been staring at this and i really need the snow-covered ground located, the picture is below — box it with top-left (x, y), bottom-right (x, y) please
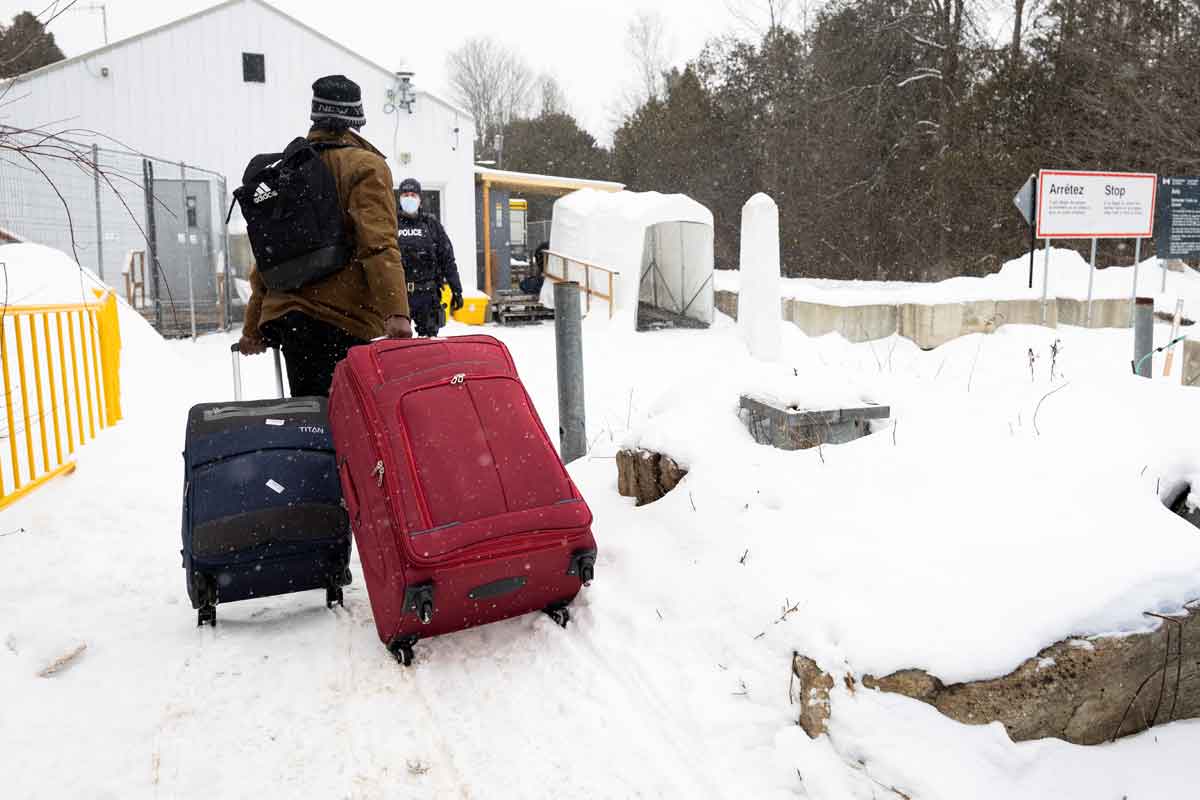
top-left (716, 248), bottom-right (1200, 321)
top-left (3, 243), bottom-right (1198, 798)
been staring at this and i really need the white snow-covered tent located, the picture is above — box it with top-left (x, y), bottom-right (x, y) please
top-left (540, 189), bottom-right (715, 329)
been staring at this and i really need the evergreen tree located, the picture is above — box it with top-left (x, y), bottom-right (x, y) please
top-left (0, 11), bottom-right (65, 79)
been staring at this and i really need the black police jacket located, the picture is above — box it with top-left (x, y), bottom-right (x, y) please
top-left (396, 212), bottom-right (462, 295)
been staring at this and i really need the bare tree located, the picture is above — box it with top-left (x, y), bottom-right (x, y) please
top-left (725, 0), bottom-right (795, 34)
top-left (538, 73), bottom-right (568, 116)
top-left (445, 37), bottom-right (535, 146)
top-left (1011, 0), bottom-right (1026, 61)
top-left (626, 11), bottom-right (671, 104)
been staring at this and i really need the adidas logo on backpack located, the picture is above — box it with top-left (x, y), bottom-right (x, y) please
top-left (252, 183), bottom-right (278, 204)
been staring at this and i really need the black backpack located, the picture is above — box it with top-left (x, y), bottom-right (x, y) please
top-left (230, 138), bottom-right (351, 291)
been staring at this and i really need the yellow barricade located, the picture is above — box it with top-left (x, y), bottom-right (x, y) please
top-left (0, 291), bottom-right (122, 510)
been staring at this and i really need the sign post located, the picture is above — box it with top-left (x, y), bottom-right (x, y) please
top-left (1036, 170), bottom-right (1157, 328)
top-left (1129, 237), bottom-right (1141, 326)
top-left (1040, 241), bottom-right (1052, 323)
top-left (1013, 174), bottom-right (1037, 289)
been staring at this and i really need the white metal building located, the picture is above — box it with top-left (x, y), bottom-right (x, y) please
top-left (2, 0), bottom-right (478, 294)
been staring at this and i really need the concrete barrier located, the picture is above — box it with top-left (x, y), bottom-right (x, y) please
top-left (1183, 340), bottom-right (1200, 387)
top-left (1058, 298), bottom-right (1133, 329)
top-left (715, 290), bottom-right (739, 320)
top-left (714, 288), bottom-right (1143, 350)
top-left (786, 300), bottom-right (897, 343)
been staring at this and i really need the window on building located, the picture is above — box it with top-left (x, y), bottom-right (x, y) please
top-left (242, 52), bottom-right (265, 83)
top-left (421, 190), bottom-right (442, 222)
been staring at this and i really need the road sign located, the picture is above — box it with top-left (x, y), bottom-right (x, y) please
top-left (1036, 170), bottom-right (1157, 239)
top-left (1013, 174), bottom-right (1036, 226)
top-left (1155, 176), bottom-right (1200, 258)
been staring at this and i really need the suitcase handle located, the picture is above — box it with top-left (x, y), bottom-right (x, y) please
top-left (230, 342), bottom-right (285, 400)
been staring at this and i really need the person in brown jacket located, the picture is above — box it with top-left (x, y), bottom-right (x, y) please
top-left (238, 74), bottom-right (412, 396)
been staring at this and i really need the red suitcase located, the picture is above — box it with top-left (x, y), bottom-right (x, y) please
top-left (328, 335), bottom-right (597, 665)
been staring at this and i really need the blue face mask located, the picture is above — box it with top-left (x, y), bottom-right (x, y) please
top-left (400, 196), bottom-right (420, 215)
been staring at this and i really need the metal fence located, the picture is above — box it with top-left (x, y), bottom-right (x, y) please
top-left (0, 129), bottom-right (233, 338)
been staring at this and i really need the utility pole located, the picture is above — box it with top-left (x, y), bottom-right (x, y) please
top-left (72, 4), bottom-right (109, 45)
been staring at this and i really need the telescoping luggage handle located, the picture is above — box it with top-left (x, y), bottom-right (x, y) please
top-left (229, 342), bottom-right (285, 401)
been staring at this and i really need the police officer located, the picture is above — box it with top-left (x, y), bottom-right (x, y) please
top-left (395, 178), bottom-right (463, 337)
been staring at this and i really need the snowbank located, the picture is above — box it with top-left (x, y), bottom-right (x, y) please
top-left (0, 242), bottom-right (111, 306)
top-left (626, 320), bottom-right (1200, 685)
top-left (3, 243), bottom-right (1200, 798)
top-left (717, 248), bottom-right (1200, 319)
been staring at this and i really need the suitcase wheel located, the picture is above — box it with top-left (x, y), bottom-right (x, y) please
top-left (543, 603), bottom-right (571, 629)
top-left (326, 585), bottom-right (344, 609)
top-left (388, 636), bottom-right (417, 667)
top-left (567, 549), bottom-right (597, 586)
top-left (195, 574), bottom-right (217, 628)
top-left (403, 582), bottom-right (436, 625)
top-left (197, 604), bottom-right (217, 627)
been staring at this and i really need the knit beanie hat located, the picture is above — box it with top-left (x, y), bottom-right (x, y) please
top-left (311, 75), bottom-right (365, 129)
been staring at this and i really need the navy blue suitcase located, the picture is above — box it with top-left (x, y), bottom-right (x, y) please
top-left (180, 345), bottom-right (351, 626)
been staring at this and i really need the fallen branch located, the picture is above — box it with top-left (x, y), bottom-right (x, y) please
top-left (775, 599), bottom-right (801, 624)
top-left (37, 642), bottom-right (87, 677)
top-left (1033, 381), bottom-right (1071, 437)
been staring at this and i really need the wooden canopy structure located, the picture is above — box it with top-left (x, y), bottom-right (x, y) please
top-left (475, 167), bottom-right (624, 297)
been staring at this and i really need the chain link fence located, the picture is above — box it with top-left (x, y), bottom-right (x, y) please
top-left (0, 128), bottom-right (234, 338)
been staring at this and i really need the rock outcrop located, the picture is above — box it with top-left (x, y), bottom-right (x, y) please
top-left (793, 605), bottom-right (1200, 745)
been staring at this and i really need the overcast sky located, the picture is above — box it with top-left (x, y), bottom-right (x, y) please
top-left (2, 0), bottom-right (788, 142)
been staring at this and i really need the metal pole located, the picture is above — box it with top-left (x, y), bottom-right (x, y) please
top-left (91, 144), bottom-right (104, 282)
top-left (1040, 239), bottom-right (1052, 324)
top-left (1129, 238), bottom-right (1142, 328)
top-left (554, 281), bottom-right (586, 463)
top-left (219, 176), bottom-right (233, 331)
top-left (230, 343), bottom-right (243, 401)
top-left (483, 180), bottom-right (493, 297)
top-left (1133, 297), bottom-right (1153, 378)
top-left (142, 159), bottom-right (162, 332)
top-left (1028, 175), bottom-right (1036, 289)
top-left (1161, 256), bottom-right (1168, 293)
top-left (1085, 237), bottom-right (1098, 327)
top-left (180, 162), bottom-right (197, 340)
top-left (273, 348), bottom-right (285, 398)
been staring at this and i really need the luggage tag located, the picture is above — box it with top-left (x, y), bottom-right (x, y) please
top-left (266, 479), bottom-right (286, 494)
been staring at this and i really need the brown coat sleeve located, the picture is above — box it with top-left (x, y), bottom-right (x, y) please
top-left (242, 265), bottom-right (267, 338)
top-left (345, 155), bottom-right (410, 319)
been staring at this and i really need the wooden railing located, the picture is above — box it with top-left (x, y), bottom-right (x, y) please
top-left (0, 291), bottom-right (122, 510)
top-left (124, 250), bottom-right (147, 308)
top-left (543, 250), bottom-right (619, 319)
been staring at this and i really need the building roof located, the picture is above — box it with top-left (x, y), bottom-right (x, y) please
top-left (4, 0), bottom-right (473, 120)
top-left (474, 166), bottom-right (625, 196)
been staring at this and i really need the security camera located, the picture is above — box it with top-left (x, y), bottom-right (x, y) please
top-left (100, 66), bottom-right (110, 77)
